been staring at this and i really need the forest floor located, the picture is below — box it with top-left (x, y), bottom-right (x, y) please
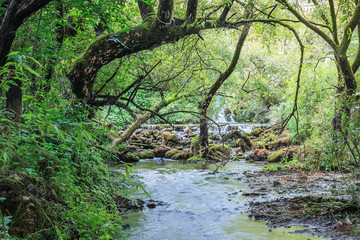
top-left (244, 169), bottom-right (359, 240)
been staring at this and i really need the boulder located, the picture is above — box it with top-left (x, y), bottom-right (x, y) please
top-left (137, 151), bottom-right (154, 159)
top-left (187, 155), bottom-right (203, 163)
top-left (121, 153), bottom-right (140, 163)
top-left (165, 150), bottom-right (180, 158)
top-left (206, 144), bottom-right (231, 161)
top-left (250, 128), bottom-right (263, 137)
top-left (162, 132), bottom-right (178, 145)
top-left (172, 152), bottom-right (185, 160)
top-left (237, 138), bottom-right (251, 152)
top-left (234, 147), bottom-right (243, 156)
top-left (222, 130), bottom-right (251, 145)
top-left (152, 146), bottom-right (170, 157)
top-left (267, 138), bottom-right (290, 150)
top-left (267, 148), bottom-right (297, 163)
top-left (246, 148), bottom-right (270, 161)
top-left (232, 155), bottom-right (245, 161)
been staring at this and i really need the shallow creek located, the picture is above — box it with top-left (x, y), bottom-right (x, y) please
top-left (118, 159), bottom-right (327, 240)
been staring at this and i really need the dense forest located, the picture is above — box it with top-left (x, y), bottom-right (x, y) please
top-left (2, 0), bottom-right (360, 239)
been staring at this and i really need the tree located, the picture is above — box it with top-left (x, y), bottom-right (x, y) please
top-left (274, 0), bottom-right (360, 131)
top-left (0, 0), bottom-right (52, 121)
top-left (67, 0), bottom-right (252, 103)
top-left (198, 22), bottom-right (251, 150)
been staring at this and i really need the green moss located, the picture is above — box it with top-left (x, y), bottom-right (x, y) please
top-left (137, 151), bottom-right (154, 159)
top-left (125, 153), bottom-right (140, 162)
top-left (232, 155), bottom-right (245, 161)
top-left (165, 150), bottom-right (180, 158)
top-left (250, 128), bottom-right (263, 137)
top-left (267, 150), bottom-right (284, 163)
top-left (172, 152), bottom-right (184, 160)
top-left (157, 124), bottom-right (172, 130)
top-left (162, 132), bottom-right (178, 143)
top-left (187, 155), bottom-right (203, 163)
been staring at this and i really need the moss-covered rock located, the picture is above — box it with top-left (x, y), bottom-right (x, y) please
top-left (246, 149), bottom-right (270, 161)
top-left (206, 144), bottom-right (231, 161)
top-left (237, 138), bottom-right (251, 151)
top-left (125, 145), bottom-right (138, 152)
top-left (232, 155), bottom-right (246, 161)
top-left (222, 130), bottom-right (251, 146)
top-left (268, 148), bottom-right (297, 163)
top-left (124, 153), bottom-right (140, 162)
top-left (267, 150), bottom-right (284, 163)
top-left (172, 152), bottom-right (185, 160)
top-left (250, 128), bottom-right (263, 137)
top-left (162, 132), bottom-right (178, 145)
top-left (137, 151), bottom-right (154, 159)
top-left (157, 124), bottom-right (172, 130)
top-left (165, 150), bottom-right (180, 158)
top-left (152, 146), bottom-right (171, 157)
top-left (267, 138), bottom-right (290, 150)
top-left (187, 155), bottom-right (203, 163)
top-left (253, 141), bottom-right (267, 149)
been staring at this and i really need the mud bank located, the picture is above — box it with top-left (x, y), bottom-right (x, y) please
top-left (245, 170), bottom-right (359, 240)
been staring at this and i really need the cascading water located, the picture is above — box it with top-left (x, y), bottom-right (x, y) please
top-left (217, 107), bottom-right (236, 123)
top-left (210, 106), bottom-right (264, 134)
top-left (139, 106), bottom-right (268, 135)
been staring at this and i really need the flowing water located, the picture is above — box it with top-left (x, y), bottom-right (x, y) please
top-left (117, 159), bottom-right (328, 240)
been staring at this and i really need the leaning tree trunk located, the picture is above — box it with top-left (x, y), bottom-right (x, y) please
top-left (111, 93), bottom-right (180, 147)
top-left (198, 23), bottom-right (251, 149)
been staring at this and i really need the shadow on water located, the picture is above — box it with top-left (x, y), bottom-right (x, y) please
top-left (116, 158), bottom-right (328, 240)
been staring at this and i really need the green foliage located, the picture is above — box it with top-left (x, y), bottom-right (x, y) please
top-left (0, 209), bottom-right (13, 240)
top-left (263, 154), bottom-right (315, 172)
top-left (187, 155), bottom-right (203, 163)
top-left (0, 100), bottom-right (131, 239)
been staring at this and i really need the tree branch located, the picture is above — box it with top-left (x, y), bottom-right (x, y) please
top-left (219, 0), bottom-right (234, 22)
top-left (186, 0), bottom-right (198, 23)
top-left (95, 60), bottom-right (122, 95)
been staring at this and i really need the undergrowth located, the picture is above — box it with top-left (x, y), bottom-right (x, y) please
top-left (0, 100), bottom-right (131, 239)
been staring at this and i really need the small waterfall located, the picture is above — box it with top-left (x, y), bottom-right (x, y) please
top-left (217, 107), bottom-right (236, 123)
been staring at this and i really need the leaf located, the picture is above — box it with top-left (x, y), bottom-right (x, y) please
top-left (82, 129), bottom-right (93, 141)
top-left (124, 165), bottom-right (130, 178)
top-left (77, 129), bottom-right (83, 143)
top-left (3, 152), bottom-right (9, 164)
top-left (23, 65), bottom-right (40, 77)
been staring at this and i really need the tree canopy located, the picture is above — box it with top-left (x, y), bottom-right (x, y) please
top-left (2, 0), bottom-right (360, 239)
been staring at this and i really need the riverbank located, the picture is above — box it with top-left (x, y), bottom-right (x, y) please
top-left (245, 169), bottom-right (359, 239)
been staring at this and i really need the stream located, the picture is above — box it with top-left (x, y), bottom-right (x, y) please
top-left (117, 158), bottom-right (328, 240)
